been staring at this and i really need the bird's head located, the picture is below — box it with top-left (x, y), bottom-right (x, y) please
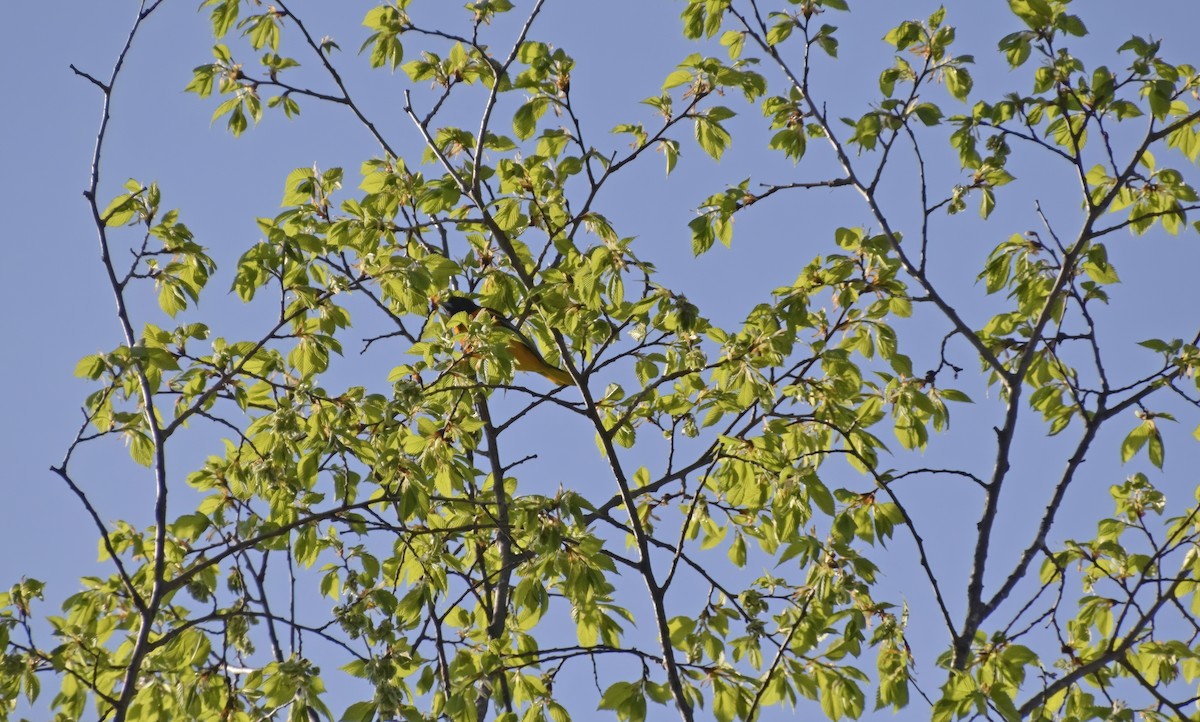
top-left (439, 295), bottom-right (482, 318)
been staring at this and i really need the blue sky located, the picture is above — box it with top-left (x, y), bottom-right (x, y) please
top-left (3, 1), bottom-right (1200, 719)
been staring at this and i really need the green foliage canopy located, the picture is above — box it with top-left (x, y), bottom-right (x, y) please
top-left (5, 1), bottom-right (1200, 721)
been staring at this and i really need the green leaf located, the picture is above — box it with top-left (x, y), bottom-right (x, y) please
top-left (492, 198), bottom-right (525, 231)
top-left (244, 13), bottom-right (280, 51)
top-left (1148, 79), bottom-right (1173, 120)
top-left (128, 430), bottom-right (156, 467)
top-left (101, 191), bottom-right (139, 227)
top-left (767, 18), bottom-right (795, 47)
top-left (598, 681), bottom-right (646, 722)
top-left (513, 97), bottom-right (548, 140)
top-left (1121, 421), bottom-right (1152, 463)
top-left (944, 66), bottom-right (972, 101)
top-left (884, 21), bottom-right (921, 50)
top-left (998, 31), bottom-right (1033, 67)
top-left (912, 103), bottom-right (943, 125)
top-left (815, 24), bottom-right (839, 58)
top-left (207, 0), bottom-right (239, 38)
top-left (720, 30), bottom-right (746, 59)
top-left (728, 533), bottom-right (746, 567)
top-left (282, 167), bottom-right (316, 206)
top-left (74, 355), bottom-right (106, 380)
top-left (1057, 13), bottom-right (1088, 37)
top-left (662, 69), bottom-right (693, 91)
top-left (1147, 425), bottom-right (1164, 468)
top-left (713, 680), bottom-right (738, 722)
top-left (939, 389), bottom-right (973, 403)
top-left (172, 513), bottom-right (210, 542)
top-left (979, 188), bottom-right (995, 219)
top-left (768, 127), bottom-right (807, 161)
top-left (694, 110), bottom-right (733, 161)
top-left (661, 139), bottom-right (680, 175)
top-left (1008, 0), bottom-right (1053, 30)
top-left (1081, 260), bottom-right (1119, 285)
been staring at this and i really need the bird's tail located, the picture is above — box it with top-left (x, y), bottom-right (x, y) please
top-left (509, 342), bottom-right (575, 386)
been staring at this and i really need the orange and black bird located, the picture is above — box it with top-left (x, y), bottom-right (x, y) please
top-left (439, 296), bottom-right (574, 386)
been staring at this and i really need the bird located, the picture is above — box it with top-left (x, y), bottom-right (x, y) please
top-left (439, 296), bottom-right (574, 386)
